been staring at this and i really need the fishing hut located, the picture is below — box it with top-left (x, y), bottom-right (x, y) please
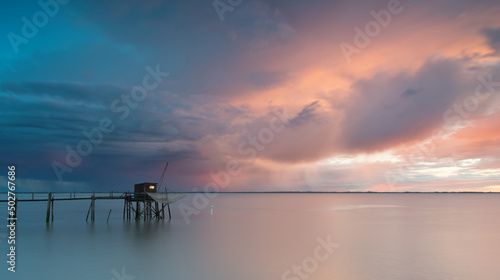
top-left (123, 163), bottom-right (179, 220)
top-left (134, 182), bottom-right (157, 193)
top-left (122, 182), bottom-right (169, 220)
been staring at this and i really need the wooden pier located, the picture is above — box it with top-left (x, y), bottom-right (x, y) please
top-left (0, 191), bottom-right (174, 223)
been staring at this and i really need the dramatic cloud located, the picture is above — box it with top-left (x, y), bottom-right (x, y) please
top-left (482, 27), bottom-right (500, 55)
top-left (341, 58), bottom-right (477, 152)
top-left (1, 0), bottom-right (500, 192)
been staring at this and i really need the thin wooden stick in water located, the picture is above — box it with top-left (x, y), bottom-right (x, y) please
top-left (46, 193), bottom-right (51, 223)
top-left (107, 209), bottom-right (112, 223)
top-left (86, 200), bottom-right (91, 222)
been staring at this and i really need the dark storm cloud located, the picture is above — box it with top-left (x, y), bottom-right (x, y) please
top-left (482, 27), bottom-right (500, 55)
top-left (341, 58), bottom-right (477, 152)
top-left (401, 87), bottom-right (421, 97)
top-left (288, 100), bottom-right (321, 127)
top-left (0, 80), bottom-right (223, 187)
top-left (65, 0), bottom-right (297, 99)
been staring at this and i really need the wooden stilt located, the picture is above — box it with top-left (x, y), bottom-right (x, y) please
top-left (127, 198), bottom-right (130, 220)
top-left (167, 203), bottom-right (171, 220)
top-left (149, 202), bottom-right (152, 220)
top-left (91, 193), bottom-right (95, 222)
top-left (143, 194), bottom-right (146, 220)
top-left (155, 202), bottom-right (159, 220)
top-left (13, 198), bottom-right (17, 219)
top-left (107, 209), bottom-right (112, 223)
top-left (123, 199), bottom-right (126, 220)
top-left (135, 200), bottom-right (139, 220)
top-left (51, 197), bottom-right (54, 221)
top-left (46, 192), bottom-right (52, 223)
top-left (86, 200), bottom-right (92, 222)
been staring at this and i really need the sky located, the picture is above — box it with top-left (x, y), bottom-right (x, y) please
top-left (1, 0), bottom-right (499, 192)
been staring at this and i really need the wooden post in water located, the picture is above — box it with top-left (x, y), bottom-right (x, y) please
top-left (51, 197), bottom-right (54, 222)
top-left (46, 192), bottom-right (52, 223)
top-left (130, 194), bottom-right (133, 220)
top-left (91, 192), bottom-right (96, 222)
top-left (135, 200), bottom-right (139, 220)
top-left (167, 203), bottom-right (171, 220)
top-left (13, 198), bottom-right (17, 219)
top-left (86, 200), bottom-right (92, 222)
top-left (87, 192), bottom-right (96, 222)
top-left (107, 209), bottom-right (112, 223)
top-left (155, 201), bottom-right (159, 220)
top-left (123, 198), bottom-right (126, 220)
top-left (143, 193), bottom-right (146, 220)
top-left (148, 202), bottom-right (151, 220)
top-left (165, 189), bottom-right (172, 220)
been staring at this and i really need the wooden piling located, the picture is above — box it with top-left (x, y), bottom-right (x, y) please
top-left (167, 203), bottom-right (172, 220)
top-left (13, 198), bottom-right (17, 219)
top-left (91, 192), bottom-right (95, 222)
top-left (135, 200), bottom-right (139, 220)
top-left (143, 193), bottom-right (146, 220)
top-left (127, 198), bottom-right (132, 220)
top-left (148, 202), bottom-right (152, 220)
top-left (154, 202), bottom-right (159, 220)
top-left (46, 192), bottom-right (52, 223)
top-left (86, 199), bottom-right (92, 222)
top-left (123, 199), bottom-right (126, 220)
top-left (51, 197), bottom-right (54, 221)
top-left (107, 209), bottom-right (112, 223)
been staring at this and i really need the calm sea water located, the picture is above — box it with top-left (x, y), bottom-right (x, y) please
top-left (1, 193), bottom-right (500, 280)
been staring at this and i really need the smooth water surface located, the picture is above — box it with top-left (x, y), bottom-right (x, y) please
top-left (1, 193), bottom-right (499, 280)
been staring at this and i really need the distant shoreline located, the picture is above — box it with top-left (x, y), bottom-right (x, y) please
top-left (167, 191), bottom-right (500, 194)
top-left (1, 191), bottom-right (498, 195)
